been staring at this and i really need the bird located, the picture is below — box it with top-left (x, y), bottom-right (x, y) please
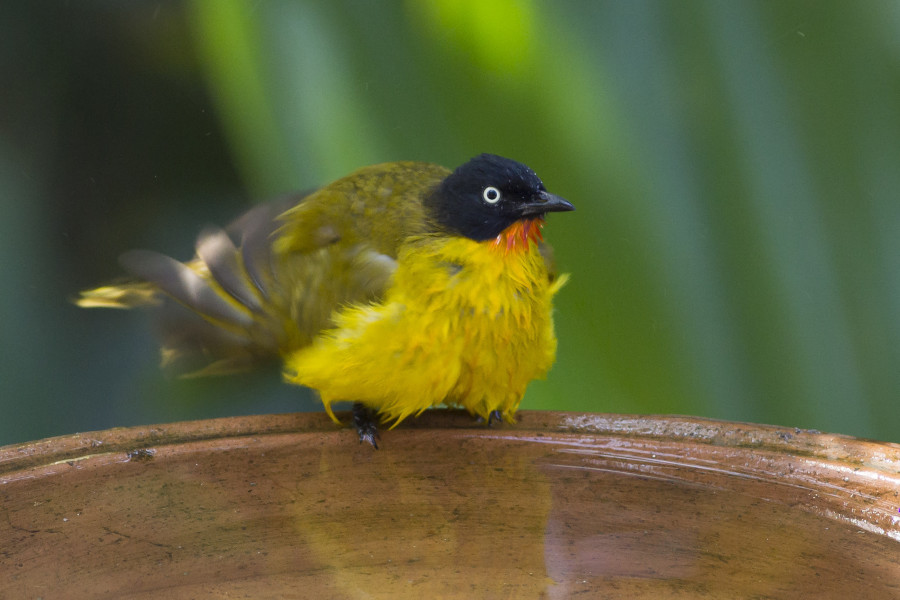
top-left (77, 153), bottom-right (574, 446)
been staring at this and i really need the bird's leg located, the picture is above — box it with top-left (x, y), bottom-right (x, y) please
top-left (352, 402), bottom-right (380, 449)
top-left (476, 410), bottom-right (504, 426)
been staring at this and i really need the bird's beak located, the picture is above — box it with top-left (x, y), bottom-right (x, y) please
top-left (518, 190), bottom-right (575, 217)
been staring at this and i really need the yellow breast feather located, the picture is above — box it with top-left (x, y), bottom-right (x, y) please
top-left (284, 227), bottom-right (568, 426)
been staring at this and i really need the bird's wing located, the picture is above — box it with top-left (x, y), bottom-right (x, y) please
top-left (82, 162), bottom-right (450, 376)
top-left (269, 162), bottom-right (448, 349)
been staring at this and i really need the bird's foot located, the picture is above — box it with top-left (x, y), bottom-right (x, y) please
top-left (477, 410), bottom-right (505, 427)
top-left (352, 402), bottom-right (380, 449)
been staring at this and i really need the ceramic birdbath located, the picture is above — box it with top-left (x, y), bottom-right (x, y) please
top-left (1, 411), bottom-right (898, 598)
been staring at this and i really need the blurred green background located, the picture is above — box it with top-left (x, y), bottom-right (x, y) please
top-left (1, 1), bottom-right (898, 446)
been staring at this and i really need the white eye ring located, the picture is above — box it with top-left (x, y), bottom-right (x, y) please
top-left (482, 186), bottom-right (501, 204)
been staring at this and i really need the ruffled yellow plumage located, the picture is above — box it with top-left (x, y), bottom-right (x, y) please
top-left (284, 226), bottom-right (567, 425)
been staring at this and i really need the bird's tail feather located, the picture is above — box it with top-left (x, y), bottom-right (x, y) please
top-left (76, 198), bottom-right (301, 376)
top-left (75, 281), bottom-right (161, 309)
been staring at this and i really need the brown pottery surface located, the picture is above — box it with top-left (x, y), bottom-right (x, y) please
top-left (1, 411), bottom-right (898, 599)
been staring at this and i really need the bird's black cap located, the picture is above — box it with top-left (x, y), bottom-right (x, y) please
top-left (426, 154), bottom-right (574, 241)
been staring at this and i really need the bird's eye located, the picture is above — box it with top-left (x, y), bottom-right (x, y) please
top-left (482, 186), bottom-right (501, 204)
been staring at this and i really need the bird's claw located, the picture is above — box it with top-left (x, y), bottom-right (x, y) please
top-left (352, 402), bottom-right (380, 449)
top-left (476, 410), bottom-right (505, 426)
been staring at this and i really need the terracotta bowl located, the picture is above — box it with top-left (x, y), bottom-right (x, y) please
top-left (1, 411), bottom-right (898, 598)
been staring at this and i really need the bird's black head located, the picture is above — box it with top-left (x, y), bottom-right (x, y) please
top-left (425, 154), bottom-right (574, 241)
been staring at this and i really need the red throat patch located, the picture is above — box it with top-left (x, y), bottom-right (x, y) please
top-left (492, 218), bottom-right (544, 254)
